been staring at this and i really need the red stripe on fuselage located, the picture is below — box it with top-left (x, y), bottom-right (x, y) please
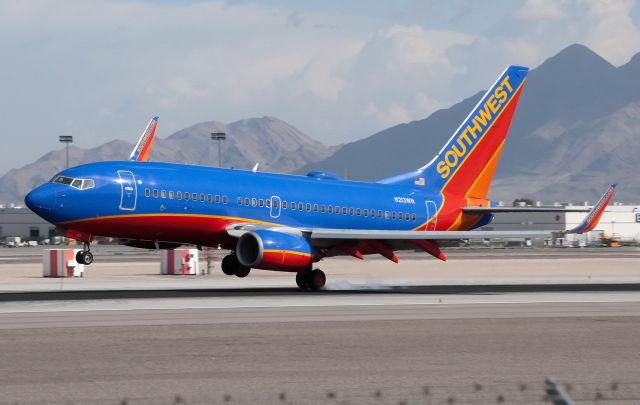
top-left (62, 215), bottom-right (241, 249)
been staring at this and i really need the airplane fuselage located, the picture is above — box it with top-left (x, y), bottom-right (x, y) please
top-left (26, 161), bottom-right (486, 248)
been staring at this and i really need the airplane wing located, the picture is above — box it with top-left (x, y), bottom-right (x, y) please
top-left (462, 207), bottom-right (589, 213)
top-left (129, 115), bottom-right (159, 162)
top-left (226, 184), bottom-right (616, 262)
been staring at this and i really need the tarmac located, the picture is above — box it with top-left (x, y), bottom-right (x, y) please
top-left (0, 246), bottom-right (639, 404)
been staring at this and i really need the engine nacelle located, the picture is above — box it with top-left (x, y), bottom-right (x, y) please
top-left (236, 230), bottom-right (314, 272)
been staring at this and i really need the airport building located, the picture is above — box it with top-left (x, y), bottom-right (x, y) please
top-left (482, 203), bottom-right (640, 246)
top-left (0, 206), bottom-right (58, 244)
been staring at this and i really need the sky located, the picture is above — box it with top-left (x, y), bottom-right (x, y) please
top-left (2, 0), bottom-right (640, 174)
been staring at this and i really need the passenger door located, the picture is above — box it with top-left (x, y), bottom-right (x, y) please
top-left (425, 200), bottom-right (438, 231)
top-left (270, 196), bottom-right (281, 218)
top-left (118, 170), bottom-right (137, 211)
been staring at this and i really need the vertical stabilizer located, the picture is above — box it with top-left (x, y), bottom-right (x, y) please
top-left (379, 66), bottom-right (528, 200)
top-left (129, 116), bottom-right (159, 162)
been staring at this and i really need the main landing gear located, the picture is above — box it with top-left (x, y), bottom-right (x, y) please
top-left (296, 269), bottom-right (326, 291)
top-left (75, 243), bottom-right (93, 265)
top-left (221, 254), bottom-right (251, 278)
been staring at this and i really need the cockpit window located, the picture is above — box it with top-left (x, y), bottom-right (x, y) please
top-left (81, 179), bottom-right (95, 190)
top-left (53, 176), bottom-right (74, 185)
top-left (50, 176), bottom-right (95, 190)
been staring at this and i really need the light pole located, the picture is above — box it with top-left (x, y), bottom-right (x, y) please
top-left (211, 132), bottom-right (226, 167)
top-left (59, 135), bottom-right (73, 169)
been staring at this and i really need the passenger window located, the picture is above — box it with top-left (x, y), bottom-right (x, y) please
top-left (363, 209), bottom-right (368, 217)
top-left (237, 197), bottom-right (242, 205)
top-left (192, 193), bottom-right (197, 201)
top-left (169, 191), bottom-right (174, 199)
top-left (335, 206), bottom-right (340, 214)
top-left (321, 205), bottom-right (325, 213)
top-left (153, 189), bottom-right (159, 198)
top-left (299, 203), bottom-right (304, 211)
top-left (184, 192), bottom-right (190, 201)
top-left (177, 191), bottom-right (182, 200)
top-left (291, 202), bottom-right (296, 211)
top-left (306, 203), bottom-right (311, 211)
top-left (356, 208), bottom-right (361, 216)
top-left (313, 204), bottom-right (318, 212)
top-left (349, 208), bottom-right (354, 216)
top-left (251, 198), bottom-right (257, 207)
top-left (282, 201), bottom-right (287, 209)
top-left (145, 189), bottom-right (150, 197)
top-left (222, 196), bottom-right (227, 204)
top-left (412, 213), bottom-right (416, 221)
top-left (245, 197), bottom-right (250, 206)
top-left (392, 212), bottom-right (396, 220)
top-left (384, 211), bottom-right (390, 219)
top-left (405, 213), bottom-right (410, 220)
top-left (259, 199), bottom-right (264, 207)
top-left (266, 199), bottom-right (271, 208)
top-left (199, 193), bottom-right (205, 202)
top-left (328, 206), bottom-right (333, 214)
top-left (215, 195), bottom-right (220, 203)
top-left (342, 207), bottom-right (347, 215)
top-left (378, 210), bottom-right (383, 218)
top-left (161, 190), bottom-right (166, 199)
top-left (207, 194), bottom-right (212, 203)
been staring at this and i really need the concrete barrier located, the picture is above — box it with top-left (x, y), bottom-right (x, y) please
top-left (161, 249), bottom-right (198, 275)
top-left (42, 249), bottom-right (85, 277)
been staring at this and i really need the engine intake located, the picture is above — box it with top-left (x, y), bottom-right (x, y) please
top-left (236, 230), bottom-right (314, 272)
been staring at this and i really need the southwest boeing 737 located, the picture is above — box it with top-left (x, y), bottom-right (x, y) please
top-left (25, 66), bottom-right (616, 290)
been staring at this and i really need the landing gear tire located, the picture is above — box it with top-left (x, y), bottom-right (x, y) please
top-left (75, 250), bottom-right (93, 265)
top-left (221, 254), bottom-right (239, 276)
top-left (308, 269), bottom-right (326, 291)
top-left (296, 271), bottom-right (309, 289)
top-left (235, 266), bottom-right (251, 278)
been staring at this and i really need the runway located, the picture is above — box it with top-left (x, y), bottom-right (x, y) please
top-left (1, 249), bottom-right (639, 404)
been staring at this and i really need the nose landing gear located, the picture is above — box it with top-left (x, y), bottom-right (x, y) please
top-left (75, 243), bottom-right (93, 265)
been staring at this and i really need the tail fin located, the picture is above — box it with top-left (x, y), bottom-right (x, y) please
top-left (129, 115), bottom-right (159, 162)
top-left (379, 66), bottom-right (528, 199)
top-left (565, 183), bottom-right (617, 234)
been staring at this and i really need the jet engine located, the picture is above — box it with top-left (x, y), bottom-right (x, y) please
top-left (236, 230), bottom-right (315, 271)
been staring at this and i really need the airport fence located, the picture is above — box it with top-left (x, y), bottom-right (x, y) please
top-left (10, 379), bottom-right (640, 405)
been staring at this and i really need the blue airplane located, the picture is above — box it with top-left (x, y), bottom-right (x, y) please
top-left (25, 66), bottom-right (616, 290)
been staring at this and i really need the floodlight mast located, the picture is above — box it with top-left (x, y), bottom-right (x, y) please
top-left (210, 132), bottom-right (226, 167)
top-left (58, 135), bottom-right (73, 169)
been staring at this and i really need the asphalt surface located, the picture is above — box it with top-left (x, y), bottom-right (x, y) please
top-left (1, 249), bottom-right (639, 404)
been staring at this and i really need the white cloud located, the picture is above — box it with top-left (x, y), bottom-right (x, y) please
top-left (1, 0), bottom-right (640, 175)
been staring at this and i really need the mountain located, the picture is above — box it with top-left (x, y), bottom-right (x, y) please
top-left (0, 117), bottom-right (335, 204)
top-left (299, 44), bottom-right (640, 203)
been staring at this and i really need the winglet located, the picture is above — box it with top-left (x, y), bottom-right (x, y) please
top-left (565, 183), bottom-right (617, 234)
top-left (129, 115), bottom-right (159, 162)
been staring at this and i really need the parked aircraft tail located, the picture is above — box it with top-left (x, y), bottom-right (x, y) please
top-left (379, 65), bottom-right (528, 200)
top-left (564, 183), bottom-right (617, 234)
top-left (129, 115), bottom-right (159, 162)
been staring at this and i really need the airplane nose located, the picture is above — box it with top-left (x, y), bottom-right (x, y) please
top-left (25, 185), bottom-right (54, 216)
